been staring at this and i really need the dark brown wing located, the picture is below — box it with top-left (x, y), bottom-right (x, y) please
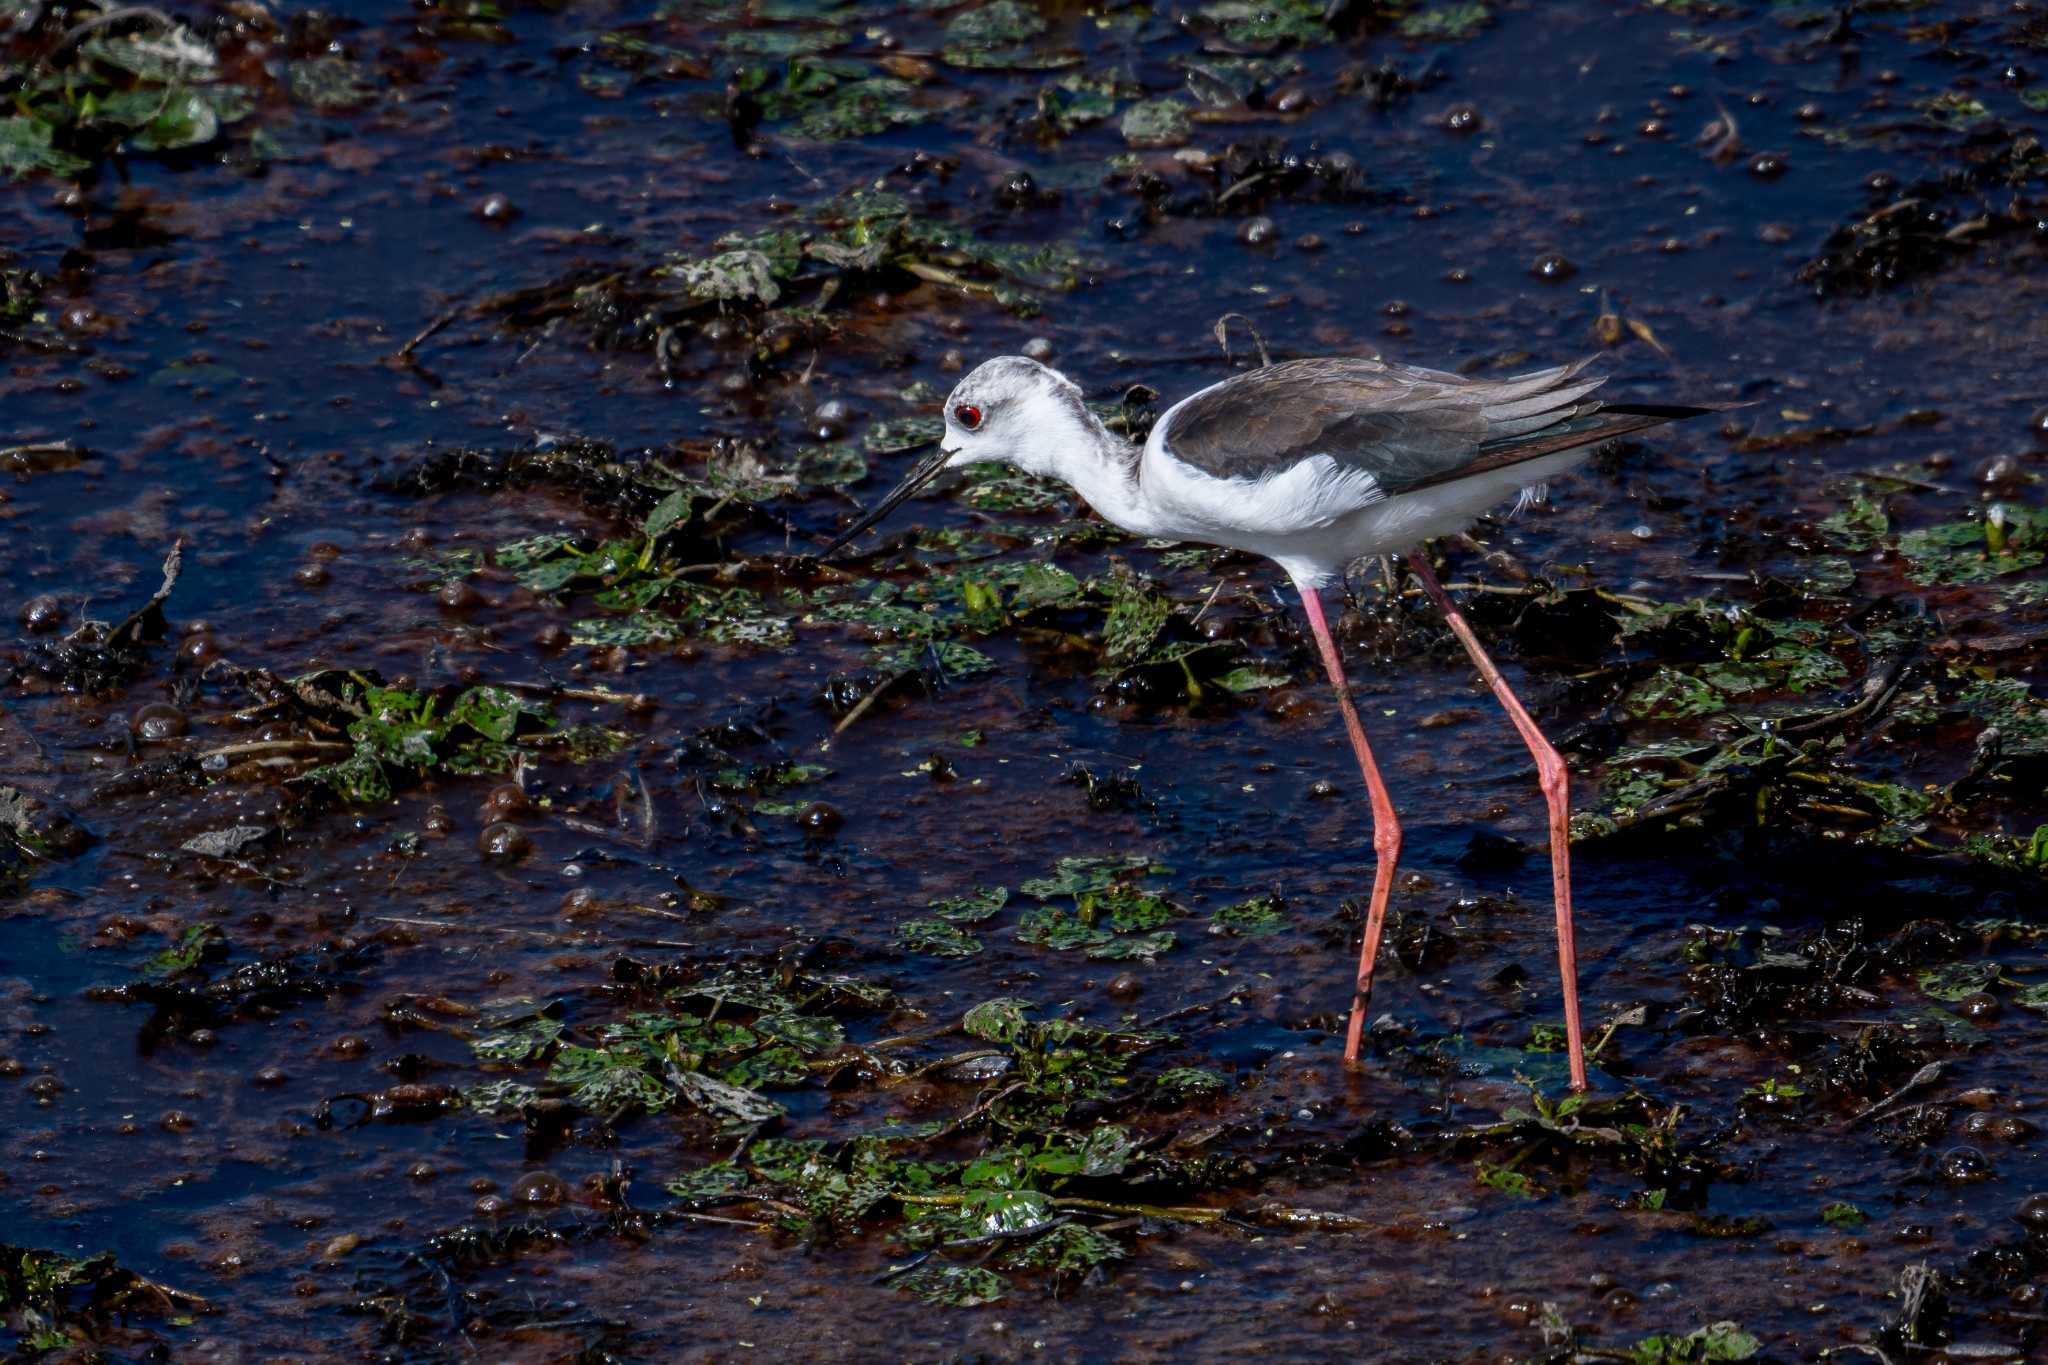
top-left (1163, 356), bottom-right (1608, 493)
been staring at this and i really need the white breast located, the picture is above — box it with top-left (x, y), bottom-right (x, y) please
top-left (1134, 408), bottom-right (1592, 589)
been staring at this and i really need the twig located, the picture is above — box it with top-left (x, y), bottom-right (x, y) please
top-left (197, 739), bottom-right (351, 763)
top-left (51, 3), bottom-right (177, 57)
top-left (106, 539), bottom-right (182, 650)
top-left (832, 668), bottom-right (916, 737)
top-left (370, 916), bottom-right (567, 942)
top-left (395, 304), bottom-right (466, 361)
top-left (1212, 312), bottom-right (1272, 369)
top-left (1846, 1060), bottom-right (1945, 1127)
top-left (669, 1210), bottom-right (770, 1231)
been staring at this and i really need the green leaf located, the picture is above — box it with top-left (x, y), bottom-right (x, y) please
top-left (1086, 929), bottom-right (1174, 961)
top-left (951, 466), bottom-right (1062, 514)
top-left (962, 997), bottom-right (1034, 1043)
top-left (1819, 492), bottom-right (1889, 550)
top-left (1120, 96), bottom-right (1189, 147)
top-left (754, 1013), bottom-right (844, 1053)
top-left (1217, 667), bottom-right (1290, 692)
top-left (1898, 505), bottom-right (2048, 585)
top-left (896, 1263), bottom-right (1006, 1307)
top-left (795, 445), bottom-right (868, 487)
top-left (1099, 572), bottom-right (1172, 667)
top-left (1820, 1201), bottom-right (1866, 1230)
top-left (140, 924), bottom-right (224, 979)
top-left (1210, 894), bottom-right (1286, 937)
top-left (447, 685), bottom-right (552, 741)
top-left (897, 917), bottom-right (984, 957)
top-left (675, 249), bottom-right (781, 305)
top-left (931, 885), bottom-right (1009, 922)
top-left (1015, 906), bottom-right (1113, 951)
top-left (570, 611), bottom-right (683, 646)
top-left (1628, 1322), bottom-right (1760, 1364)
top-left (301, 750), bottom-right (393, 803)
top-left (644, 491), bottom-right (692, 539)
top-left (1155, 1066), bottom-right (1228, 1098)
top-left (1019, 855), bottom-right (1155, 899)
top-left (862, 416), bottom-right (945, 454)
top-left (472, 1016), bottom-right (565, 1063)
top-left (1001, 1222), bottom-right (1125, 1274)
top-left (944, 0), bottom-right (1046, 48)
top-left (0, 116), bottom-right (91, 179)
top-left (1916, 960), bottom-right (1999, 1002)
top-left (496, 533), bottom-right (580, 569)
top-left (1196, 0), bottom-right (1327, 48)
top-left (665, 1162), bottom-right (752, 1204)
top-left (1101, 886), bottom-right (1175, 932)
top-left (1399, 3), bottom-right (1490, 39)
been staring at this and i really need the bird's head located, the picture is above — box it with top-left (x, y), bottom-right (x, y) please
top-left (936, 355), bottom-right (1082, 472)
top-left (819, 355), bottom-right (1087, 557)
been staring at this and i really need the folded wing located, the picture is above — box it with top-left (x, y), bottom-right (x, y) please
top-left (1164, 356), bottom-right (1622, 496)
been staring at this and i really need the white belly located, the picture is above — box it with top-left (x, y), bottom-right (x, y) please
top-left (1131, 440), bottom-right (1593, 589)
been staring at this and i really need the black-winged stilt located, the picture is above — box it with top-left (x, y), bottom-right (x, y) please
top-left (821, 353), bottom-right (1733, 1092)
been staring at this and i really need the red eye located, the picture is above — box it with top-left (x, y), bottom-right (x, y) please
top-left (954, 403), bottom-right (983, 430)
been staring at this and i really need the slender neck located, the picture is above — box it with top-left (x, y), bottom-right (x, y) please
top-left (1035, 402), bottom-right (1148, 532)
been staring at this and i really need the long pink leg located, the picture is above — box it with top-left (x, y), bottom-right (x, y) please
top-left (1409, 557), bottom-right (1587, 1092)
top-left (1296, 586), bottom-right (1402, 1064)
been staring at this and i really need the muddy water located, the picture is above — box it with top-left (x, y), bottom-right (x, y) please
top-left (4, 0), bottom-right (2048, 1358)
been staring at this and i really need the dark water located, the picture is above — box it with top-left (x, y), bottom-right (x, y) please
top-left (5, 0), bottom-right (2048, 1358)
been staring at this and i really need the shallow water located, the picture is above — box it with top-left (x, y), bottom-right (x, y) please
top-left (4, 0), bottom-right (2048, 1358)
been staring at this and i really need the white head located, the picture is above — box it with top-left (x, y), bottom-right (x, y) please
top-left (937, 355), bottom-right (1092, 477)
top-left (820, 354), bottom-right (1114, 557)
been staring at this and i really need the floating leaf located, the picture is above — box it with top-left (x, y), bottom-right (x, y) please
top-left (1120, 97), bottom-right (1190, 147)
top-left (898, 918), bottom-right (984, 957)
top-left (963, 997), bottom-right (1034, 1043)
top-left (1086, 930), bottom-right (1174, 961)
top-left (931, 885), bottom-right (1010, 922)
top-left (675, 250), bottom-right (781, 305)
top-left (644, 491), bottom-right (693, 539)
top-left (1210, 894), bottom-right (1286, 937)
top-left (0, 117), bottom-right (91, 179)
top-left (1399, 3), bottom-right (1490, 39)
top-left (1015, 907), bottom-right (1113, 952)
top-left (1217, 667), bottom-right (1290, 692)
top-left (863, 416), bottom-right (945, 454)
top-left (1155, 1066), bottom-right (1228, 1098)
top-left (896, 1263), bottom-right (1006, 1307)
top-left (1627, 1322), bottom-right (1760, 1364)
top-left (1916, 960), bottom-right (1999, 1002)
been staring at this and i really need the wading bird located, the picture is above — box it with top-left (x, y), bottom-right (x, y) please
top-left (821, 354), bottom-right (1731, 1091)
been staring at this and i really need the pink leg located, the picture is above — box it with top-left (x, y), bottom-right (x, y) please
top-left (1409, 557), bottom-right (1587, 1092)
top-left (1296, 586), bottom-right (1402, 1065)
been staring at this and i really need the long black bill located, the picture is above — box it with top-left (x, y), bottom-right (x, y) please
top-left (818, 445), bottom-right (954, 559)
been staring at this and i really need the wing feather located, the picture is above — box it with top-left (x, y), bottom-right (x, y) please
top-left (1164, 356), bottom-right (1617, 493)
